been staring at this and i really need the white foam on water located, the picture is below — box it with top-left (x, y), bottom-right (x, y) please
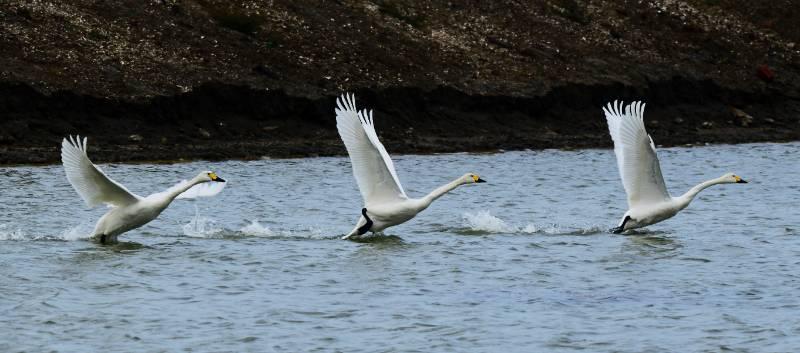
top-left (182, 216), bottom-right (222, 238)
top-left (179, 212), bottom-right (335, 240)
top-left (529, 223), bottom-right (605, 235)
top-left (239, 220), bottom-right (275, 237)
top-left (575, 225), bottom-right (604, 235)
top-left (0, 224), bottom-right (28, 240)
top-left (461, 210), bottom-right (516, 233)
top-left (238, 220), bottom-right (331, 239)
top-left (290, 225), bottom-right (328, 239)
top-left (0, 223), bottom-right (93, 241)
top-left (460, 211), bottom-right (607, 236)
top-left (182, 206), bottom-right (223, 238)
top-left (520, 223), bottom-right (540, 234)
top-left (60, 224), bottom-right (94, 241)
top-left (541, 223), bottom-right (564, 235)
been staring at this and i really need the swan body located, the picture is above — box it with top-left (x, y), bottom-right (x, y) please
top-left (61, 136), bottom-right (227, 243)
top-left (335, 94), bottom-right (485, 240)
top-left (603, 101), bottom-right (747, 233)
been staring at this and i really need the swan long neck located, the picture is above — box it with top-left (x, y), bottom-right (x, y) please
top-left (676, 177), bottom-right (725, 209)
top-left (421, 177), bottom-right (465, 207)
top-left (165, 177), bottom-right (204, 202)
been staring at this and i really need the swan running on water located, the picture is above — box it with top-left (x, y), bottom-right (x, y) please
top-left (335, 94), bottom-right (486, 240)
top-left (61, 135), bottom-right (227, 244)
top-left (603, 101), bottom-right (747, 233)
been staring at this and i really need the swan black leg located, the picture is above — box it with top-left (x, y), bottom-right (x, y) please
top-left (99, 234), bottom-right (107, 244)
top-left (357, 208), bottom-right (373, 235)
top-left (611, 216), bottom-right (631, 234)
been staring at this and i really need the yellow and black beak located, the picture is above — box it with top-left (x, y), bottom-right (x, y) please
top-left (209, 172), bottom-right (226, 183)
top-left (472, 175), bottom-right (486, 183)
top-left (735, 176), bottom-right (747, 184)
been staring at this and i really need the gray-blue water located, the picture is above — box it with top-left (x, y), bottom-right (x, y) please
top-left (1, 142), bottom-right (798, 352)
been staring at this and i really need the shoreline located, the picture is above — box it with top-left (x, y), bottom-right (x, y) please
top-left (1, 80), bottom-right (798, 166)
top-left (2, 138), bottom-right (796, 168)
top-left (2, 1), bottom-right (799, 165)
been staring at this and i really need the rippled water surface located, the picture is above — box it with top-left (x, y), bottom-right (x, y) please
top-left (1, 143), bottom-right (798, 352)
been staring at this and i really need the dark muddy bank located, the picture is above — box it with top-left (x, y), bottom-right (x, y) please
top-left (0, 1), bottom-right (799, 164)
top-left (1, 78), bottom-right (797, 165)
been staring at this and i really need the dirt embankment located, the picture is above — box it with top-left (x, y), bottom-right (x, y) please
top-left (0, 0), bottom-right (798, 164)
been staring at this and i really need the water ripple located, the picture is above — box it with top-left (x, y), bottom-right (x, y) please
top-left (0, 143), bottom-right (797, 352)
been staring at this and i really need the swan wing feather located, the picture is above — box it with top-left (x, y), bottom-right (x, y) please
top-left (61, 136), bottom-right (141, 208)
top-left (335, 93), bottom-right (407, 205)
top-left (603, 101), bottom-right (670, 208)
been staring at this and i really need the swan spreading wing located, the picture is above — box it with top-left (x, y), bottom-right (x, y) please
top-left (168, 179), bottom-right (228, 200)
top-left (335, 93), bottom-right (407, 205)
top-left (61, 136), bottom-right (142, 208)
top-left (603, 101), bottom-right (670, 208)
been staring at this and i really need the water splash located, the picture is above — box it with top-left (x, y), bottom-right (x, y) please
top-left (0, 224), bottom-right (27, 240)
top-left (458, 211), bottom-right (605, 236)
top-left (520, 223), bottom-right (540, 234)
top-left (237, 221), bottom-right (333, 239)
top-left (59, 224), bottom-right (94, 241)
top-left (0, 223), bottom-right (94, 241)
top-left (182, 206), bottom-right (223, 238)
top-left (461, 210), bottom-right (516, 233)
top-left (239, 220), bottom-right (275, 237)
top-left (180, 216), bottom-right (336, 240)
top-left (181, 203), bottom-right (325, 239)
top-left (571, 225), bottom-right (604, 235)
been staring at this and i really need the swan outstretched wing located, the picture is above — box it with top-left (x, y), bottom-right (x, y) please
top-left (170, 179), bottom-right (228, 200)
top-left (336, 93), bottom-right (407, 205)
top-left (603, 101), bottom-right (670, 207)
top-left (61, 136), bottom-right (141, 208)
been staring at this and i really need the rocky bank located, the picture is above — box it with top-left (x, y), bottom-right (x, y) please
top-left (0, 0), bottom-right (798, 164)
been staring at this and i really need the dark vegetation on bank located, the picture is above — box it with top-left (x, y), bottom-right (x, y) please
top-left (0, 0), bottom-right (798, 164)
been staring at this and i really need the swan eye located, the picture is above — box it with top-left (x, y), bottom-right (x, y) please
top-left (208, 172), bottom-right (218, 180)
top-left (733, 175), bottom-right (741, 182)
top-left (472, 175), bottom-right (479, 182)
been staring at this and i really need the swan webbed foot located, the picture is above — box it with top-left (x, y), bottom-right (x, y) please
top-left (96, 233), bottom-right (119, 245)
top-left (357, 208), bottom-right (373, 235)
top-left (610, 216), bottom-right (632, 234)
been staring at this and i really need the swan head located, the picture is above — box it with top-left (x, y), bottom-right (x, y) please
top-left (199, 171), bottom-right (226, 183)
top-left (721, 173), bottom-right (747, 184)
top-left (462, 173), bottom-right (486, 184)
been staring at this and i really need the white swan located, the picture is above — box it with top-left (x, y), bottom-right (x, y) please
top-left (61, 135), bottom-right (227, 244)
top-left (335, 93), bottom-right (486, 240)
top-left (603, 101), bottom-right (747, 233)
